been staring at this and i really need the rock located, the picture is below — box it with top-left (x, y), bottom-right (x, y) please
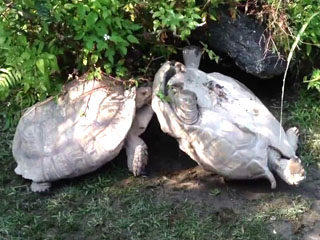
top-left (207, 8), bottom-right (286, 79)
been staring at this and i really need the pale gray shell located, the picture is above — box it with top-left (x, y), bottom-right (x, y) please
top-left (13, 80), bottom-right (137, 182)
top-left (178, 68), bottom-right (295, 158)
top-left (152, 61), bottom-right (299, 181)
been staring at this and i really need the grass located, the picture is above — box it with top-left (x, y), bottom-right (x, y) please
top-left (1, 87), bottom-right (319, 240)
top-left (0, 133), bottom-right (306, 240)
top-left (286, 88), bottom-right (320, 166)
top-left (0, 161), bottom-right (287, 240)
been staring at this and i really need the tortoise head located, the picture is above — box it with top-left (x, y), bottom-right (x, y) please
top-left (136, 86), bottom-right (152, 108)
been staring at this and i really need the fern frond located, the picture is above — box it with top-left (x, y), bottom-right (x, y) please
top-left (0, 68), bottom-right (22, 89)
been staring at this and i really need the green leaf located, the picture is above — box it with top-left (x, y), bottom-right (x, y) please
top-left (102, 9), bottom-right (111, 19)
top-left (21, 51), bottom-right (31, 59)
top-left (105, 49), bottom-right (115, 64)
top-left (91, 54), bottom-right (99, 64)
top-left (209, 188), bottom-right (221, 196)
top-left (95, 21), bottom-right (107, 36)
top-left (86, 12), bottom-right (98, 27)
top-left (64, 3), bottom-right (75, 10)
top-left (44, 53), bottom-right (56, 60)
top-left (119, 46), bottom-right (127, 56)
top-left (36, 59), bottom-right (45, 74)
top-left (37, 42), bottom-right (45, 54)
top-left (77, 5), bottom-right (86, 19)
top-left (104, 63), bottom-right (112, 74)
top-left (153, 20), bottom-right (161, 31)
top-left (83, 57), bottom-right (88, 66)
top-left (152, 11), bottom-right (162, 18)
top-left (0, 37), bottom-right (6, 45)
top-left (84, 36), bottom-right (95, 50)
top-left (156, 91), bottom-right (171, 102)
top-left (306, 44), bottom-right (312, 56)
top-left (110, 35), bottom-right (124, 43)
top-left (97, 40), bottom-right (108, 51)
top-left (127, 35), bottom-right (139, 44)
top-left (129, 24), bottom-right (142, 31)
top-left (39, 82), bottom-right (47, 92)
top-left (74, 32), bottom-right (85, 40)
top-left (23, 82), bottom-right (30, 93)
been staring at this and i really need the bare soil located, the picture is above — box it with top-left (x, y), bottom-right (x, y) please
top-left (122, 115), bottom-right (320, 240)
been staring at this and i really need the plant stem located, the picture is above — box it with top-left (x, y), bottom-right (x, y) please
top-left (279, 11), bottom-right (320, 138)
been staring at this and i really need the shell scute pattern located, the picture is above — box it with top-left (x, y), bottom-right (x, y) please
top-left (13, 79), bottom-right (141, 190)
top-left (152, 47), bottom-right (305, 188)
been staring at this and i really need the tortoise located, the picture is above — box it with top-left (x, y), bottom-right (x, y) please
top-left (152, 46), bottom-right (305, 189)
top-left (13, 76), bottom-right (153, 192)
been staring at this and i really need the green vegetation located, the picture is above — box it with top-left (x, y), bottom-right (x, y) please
top-left (0, 0), bottom-right (202, 127)
top-left (1, 1), bottom-right (320, 239)
top-left (287, 89), bottom-right (320, 166)
top-left (0, 126), bottom-right (311, 239)
top-left (1, 89), bottom-right (319, 239)
top-left (0, 0), bottom-right (320, 126)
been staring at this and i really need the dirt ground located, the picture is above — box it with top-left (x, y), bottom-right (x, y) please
top-left (3, 58), bottom-right (319, 239)
top-left (125, 116), bottom-right (320, 240)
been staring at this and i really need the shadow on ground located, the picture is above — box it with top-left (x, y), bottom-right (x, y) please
top-left (3, 61), bottom-right (320, 239)
top-left (122, 115), bottom-right (320, 240)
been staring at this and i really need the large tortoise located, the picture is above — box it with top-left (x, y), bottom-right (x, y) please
top-left (13, 76), bottom-right (153, 192)
top-left (152, 46), bottom-right (305, 189)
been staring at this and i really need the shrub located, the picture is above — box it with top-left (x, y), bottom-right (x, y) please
top-left (0, 0), bottom-right (205, 127)
top-left (0, 0), bottom-right (319, 128)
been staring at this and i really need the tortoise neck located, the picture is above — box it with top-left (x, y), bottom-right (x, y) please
top-left (183, 46), bottom-right (202, 69)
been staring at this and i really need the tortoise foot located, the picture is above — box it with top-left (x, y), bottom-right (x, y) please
top-left (31, 182), bottom-right (51, 192)
top-left (286, 127), bottom-right (299, 151)
top-left (132, 144), bottom-right (148, 176)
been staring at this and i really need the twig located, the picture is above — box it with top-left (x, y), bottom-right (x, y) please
top-left (201, 0), bottom-right (211, 14)
top-left (143, 56), bottom-right (164, 77)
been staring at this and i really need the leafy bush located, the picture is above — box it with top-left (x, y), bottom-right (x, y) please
top-left (150, 1), bottom-right (201, 40)
top-left (0, 0), bottom-right (205, 127)
top-left (0, 0), bottom-right (320, 128)
top-left (241, 0), bottom-right (320, 89)
top-left (61, 1), bottom-right (142, 76)
top-left (286, 1), bottom-right (320, 90)
top-left (0, 0), bottom-right (63, 127)
top-left (305, 69), bottom-right (320, 91)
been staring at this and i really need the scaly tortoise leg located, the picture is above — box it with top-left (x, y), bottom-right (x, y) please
top-left (125, 134), bottom-right (148, 176)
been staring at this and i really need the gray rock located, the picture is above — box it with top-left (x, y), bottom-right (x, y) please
top-left (207, 8), bottom-right (286, 79)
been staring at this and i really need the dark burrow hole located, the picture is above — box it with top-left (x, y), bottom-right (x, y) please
top-left (114, 115), bottom-right (198, 177)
